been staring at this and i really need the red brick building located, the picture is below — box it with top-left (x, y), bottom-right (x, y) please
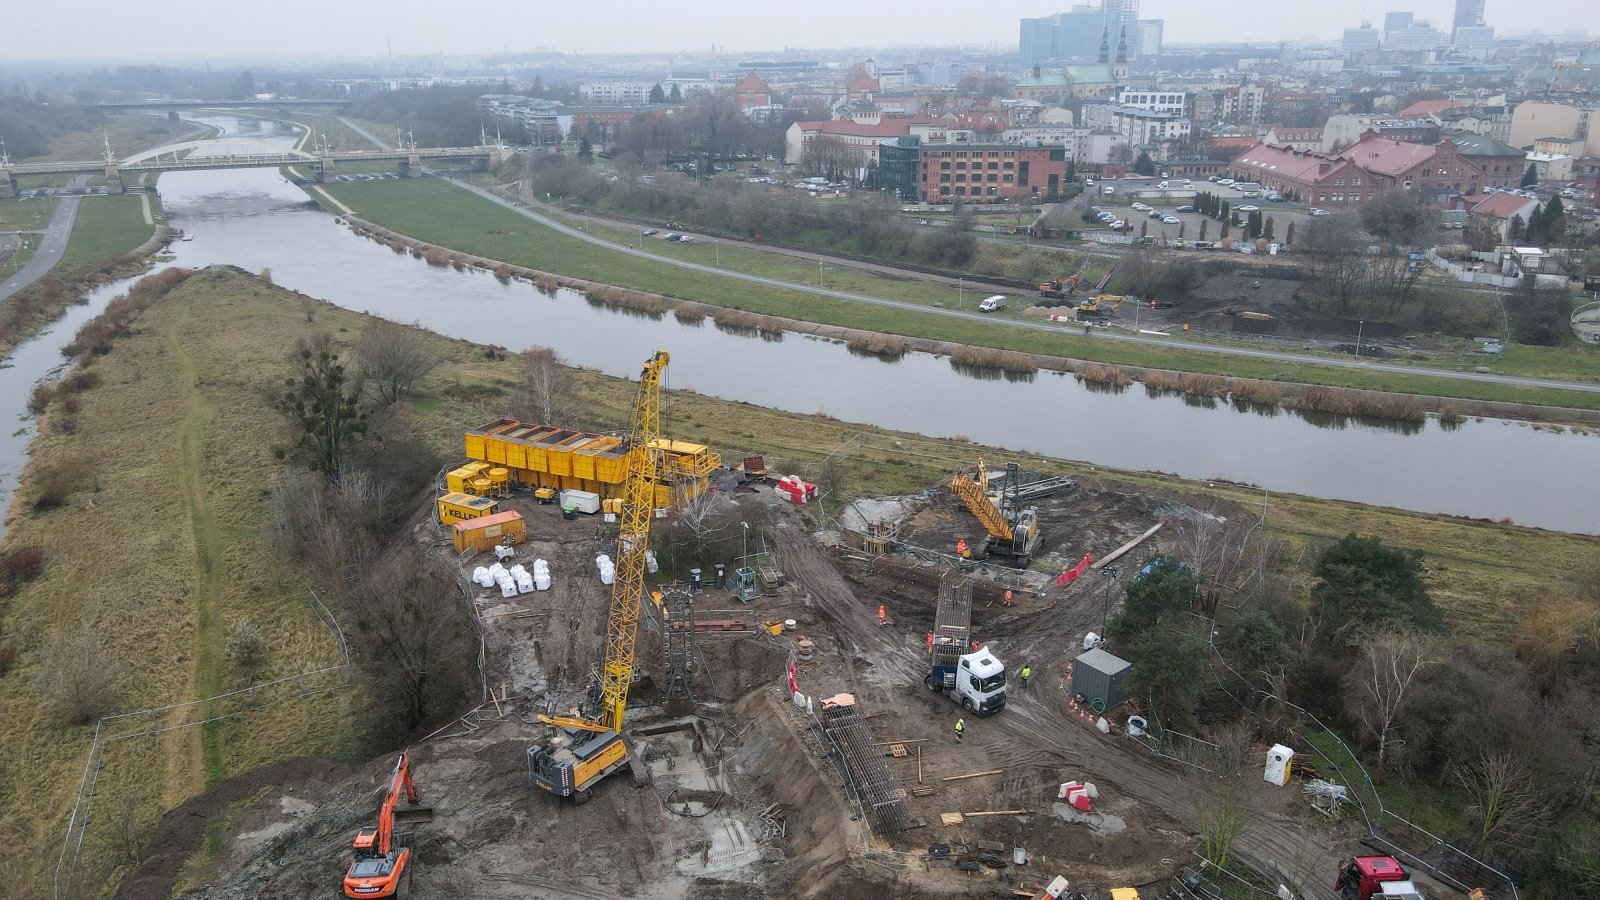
top-left (1333, 134), bottom-right (1485, 201)
top-left (735, 71), bottom-right (771, 109)
top-left (918, 144), bottom-right (1067, 202)
top-left (1229, 144), bottom-right (1374, 207)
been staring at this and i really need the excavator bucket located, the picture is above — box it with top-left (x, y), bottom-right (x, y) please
top-left (394, 805), bottom-right (435, 825)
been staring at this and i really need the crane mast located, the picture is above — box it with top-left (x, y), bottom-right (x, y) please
top-left (599, 350), bottom-right (667, 732)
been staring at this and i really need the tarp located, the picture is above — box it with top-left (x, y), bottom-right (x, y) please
top-left (1056, 552), bottom-right (1095, 586)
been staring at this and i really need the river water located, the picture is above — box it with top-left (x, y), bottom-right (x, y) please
top-left (2, 114), bottom-right (1596, 534)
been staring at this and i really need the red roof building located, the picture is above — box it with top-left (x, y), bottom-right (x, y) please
top-left (735, 71), bottom-right (771, 109)
top-left (1229, 143), bottom-right (1372, 207)
top-left (846, 67), bottom-right (881, 100)
top-left (1333, 134), bottom-right (1485, 200)
top-left (1397, 98), bottom-right (1466, 118)
top-left (784, 119), bottom-right (911, 166)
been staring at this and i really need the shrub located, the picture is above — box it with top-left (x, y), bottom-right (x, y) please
top-left (0, 546), bottom-right (46, 595)
top-left (34, 627), bottom-right (122, 726)
top-left (845, 331), bottom-right (909, 358)
top-left (1075, 362), bottom-right (1129, 386)
top-left (1297, 386), bottom-right (1426, 423)
top-left (494, 263), bottom-right (512, 283)
top-left (422, 248), bottom-right (451, 267)
top-left (1230, 379), bottom-right (1285, 406)
top-left (534, 273), bottom-right (559, 295)
top-left (32, 459), bottom-right (91, 510)
top-left (1438, 405), bottom-right (1466, 426)
top-left (225, 622), bottom-right (269, 678)
top-left (673, 301), bottom-right (708, 323)
top-left (1181, 373), bottom-right (1226, 397)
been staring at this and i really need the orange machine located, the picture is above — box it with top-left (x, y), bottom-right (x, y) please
top-left (343, 751), bottom-right (432, 898)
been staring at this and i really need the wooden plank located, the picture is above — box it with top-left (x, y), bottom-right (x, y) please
top-left (873, 738), bottom-right (929, 746)
top-left (939, 812), bottom-right (965, 826)
top-left (917, 744), bottom-right (923, 783)
top-left (961, 809), bottom-right (1027, 817)
top-left (941, 769), bottom-right (1002, 782)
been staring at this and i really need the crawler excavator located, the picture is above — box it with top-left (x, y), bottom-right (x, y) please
top-left (527, 351), bottom-right (667, 803)
top-left (342, 751), bottom-right (432, 898)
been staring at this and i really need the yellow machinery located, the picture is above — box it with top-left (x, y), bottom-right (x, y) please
top-left (464, 419), bottom-right (719, 509)
top-left (436, 491), bottom-right (497, 525)
top-left (951, 458), bottom-right (1042, 563)
top-left (527, 351), bottom-right (668, 803)
top-left (1075, 293), bottom-right (1128, 318)
top-left (446, 462), bottom-right (491, 494)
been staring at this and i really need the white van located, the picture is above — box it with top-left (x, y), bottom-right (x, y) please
top-left (978, 295), bottom-right (1008, 312)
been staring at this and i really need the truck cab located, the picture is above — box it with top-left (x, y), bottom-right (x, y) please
top-left (1337, 856), bottom-right (1424, 900)
top-left (930, 649), bottom-right (1006, 716)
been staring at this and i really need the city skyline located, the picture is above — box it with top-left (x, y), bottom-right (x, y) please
top-left (0, 0), bottom-right (1596, 62)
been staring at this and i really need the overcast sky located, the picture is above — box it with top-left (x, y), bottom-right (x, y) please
top-left (1, 0), bottom-right (1593, 61)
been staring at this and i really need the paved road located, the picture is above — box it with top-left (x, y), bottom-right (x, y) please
top-left (332, 124), bottom-right (1599, 398)
top-left (0, 176), bottom-right (91, 305)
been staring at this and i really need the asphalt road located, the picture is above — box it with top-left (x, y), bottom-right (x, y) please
top-left (331, 121), bottom-right (1599, 397)
top-left (0, 175), bottom-right (90, 306)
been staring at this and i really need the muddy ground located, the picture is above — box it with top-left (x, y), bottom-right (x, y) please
top-left (129, 477), bottom-right (1365, 900)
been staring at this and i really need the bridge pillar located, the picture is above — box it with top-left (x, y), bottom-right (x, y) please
top-left (0, 170), bottom-right (16, 199)
top-left (104, 164), bottom-right (125, 195)
top-left (316, 155), bottom-right (336, 183)
top-left (167, 110), bottom-right (181, 122)
top-left (399, 153), bottom-right (424, 177)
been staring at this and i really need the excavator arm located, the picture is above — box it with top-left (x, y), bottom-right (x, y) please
top-left (538, 713), bottom-right (611, 734)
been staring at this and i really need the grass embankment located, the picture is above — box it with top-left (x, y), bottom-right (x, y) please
top-left (0, 267), bottom-right (1591, 891)
top-left (0, 270), bottom-right (354, 894)
top-left (0, 194), bottom-right (162, 358)
top-left (320, 176), bottom-right (1600, 413)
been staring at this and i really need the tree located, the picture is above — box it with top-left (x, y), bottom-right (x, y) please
top-left (280, 335), bottom-right (368, 481)
top-left (1132, 150), bottom-right (1156, 176)
top-left (648, 83), bottom-right (667, 103)
top-left (1128, 627), bottom-right (1209, 727)
top-left (1508, 213), bottom-right (1526, 242)
top-left (1311, 534), bottom-right (1443, 650)
top-left (1219, 218), bottom-right (1231, 242)
top-left (1539, 196), bottom-right (1566, 245)
top-left (513, 345), bottom-right (578, 426)
top-left (1141, 220), bottom-right (1149, 238)
top-left (1522, 162), bottom-right (1539, 188)
top-left (1345, 631), bottom-right (1434, 783)
top-left (354, 319), bottom-right (440, 407)
top-left (1198, 219), bottom-right (1208, 241)
top-left (669, 83), bottom-right (683, 103)
top-left (577, 136), bottom-right (593, 162)
top-left (1178, 221), bottom-right (1186, 239)
top-left (1360, 190), bottom-right (1431, 246)
top-left (1112, 556), bottom-right (1199, 637)
top-left (1247, 209), bottom-right (1263, 238)
top-left (1193, 772), bottom-right (1250, 870)
top-left (1263, 215), bottom-right (1276, 242)
top-left (1065, 159), bottom-right (1078, 182)
top-left (1285, 220), bottom-right (1295, 245)
top-left (1219, 200), bottom-right (1230, 221)
top-left (1452, 751), bottom-right (1547, 855)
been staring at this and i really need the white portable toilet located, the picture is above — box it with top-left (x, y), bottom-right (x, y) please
top-left (1264, 743), bottom-right (1295, 786)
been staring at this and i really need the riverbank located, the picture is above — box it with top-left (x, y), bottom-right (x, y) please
top-left (0, 265), bottom-right (1591, 891)
top-left (0, 194), bottom-right (174, 359)
top-left (316, 175), bottom-right (1600, 416)
top-left (337, 212), bottom-right (1600, 428)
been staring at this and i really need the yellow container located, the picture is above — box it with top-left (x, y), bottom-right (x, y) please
top-left (451, 510), bottom-right (526, 554)
top-left (446, 466), bottom-right (478, 494)
top-left (436, 491), bottom-right (497, 525)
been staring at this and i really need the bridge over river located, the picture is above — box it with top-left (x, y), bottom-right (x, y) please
top-left (1, 138), bottom-right (507, 197)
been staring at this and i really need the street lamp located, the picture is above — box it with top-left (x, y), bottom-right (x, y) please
top-left (741, 521), bottom-right (749, 567)
top-left (1355, 320), bottom-right (1365, 359)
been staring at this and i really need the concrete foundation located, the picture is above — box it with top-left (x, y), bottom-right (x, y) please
top-left (0, 172), bottom-right (16, 199)
top-left (399, 153), bottom-right (424, 177)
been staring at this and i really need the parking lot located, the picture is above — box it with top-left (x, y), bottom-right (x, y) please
top-left (1082, 176), bottom-right (1328, 249)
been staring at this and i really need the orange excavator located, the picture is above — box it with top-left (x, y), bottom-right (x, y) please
top-left (1038, 273), bottom-right (1082, 299)
top-left (343, 751), bottom-right (433, 898)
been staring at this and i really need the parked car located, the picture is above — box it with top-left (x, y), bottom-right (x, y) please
top-left (1161, 215), bottom-right (1181, 224)
top-left (642, 229), bottom-right (658, 236)
top-left (1217, 178), bottom-right (1235, 186)
top-left (1309, 208), bottom-right (1330, 217)
top-left (664, 233), bottom-right (682, 240)
top-left (1175, 205), bottom-right (1194, 212)
top-left (1108, 220), bottom-right (1125, 229)
top-left (1149, 210), bottom-right (1164, 219)
top-left (1131, 202), bottom-right (1151, 211)
top-left (1237, 205), bottom-right (1260, 212)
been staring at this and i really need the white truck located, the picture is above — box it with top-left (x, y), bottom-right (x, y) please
top-left (978, 295), bottom-right (1008, 312)
top-left (925, 579), bottom-right (1007, 715)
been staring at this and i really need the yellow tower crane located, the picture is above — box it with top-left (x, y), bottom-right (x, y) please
top-left (527, 350), bottom-right (669, 803)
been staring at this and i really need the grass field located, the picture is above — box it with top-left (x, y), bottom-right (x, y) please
top-left (319, 176), bottom-right (1600, 413)
top-left (0, 266), bottom-right (1591, 892)
top-left (54, 194), bottom-right (156, 278)
top-left (1, 198), bottom-right (58, 231)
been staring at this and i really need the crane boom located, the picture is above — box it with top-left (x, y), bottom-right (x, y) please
top-left (600, 351), bottom-right (668, 732)
top-left (952, 458), bottom-right (1014, 542)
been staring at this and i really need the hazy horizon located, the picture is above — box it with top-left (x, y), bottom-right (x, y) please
top-left (2, 0), bottom-right (1595, 63)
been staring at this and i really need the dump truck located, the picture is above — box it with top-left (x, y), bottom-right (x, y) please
top-left (1336, 856), bottom-right (1425, 900)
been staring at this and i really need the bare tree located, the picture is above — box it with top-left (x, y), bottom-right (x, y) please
top-left (1345, 631), bottom-right (1435, 783)
top-left (1193, 772), bottom-right (1250, 870)
top-left (344, 550), bottom-right (473, 735)
top-left (513, 345), bottom-right (578, 426)
top-left (1452, 751), bottom-right (1547, 855)
top-left (355, 319), bottom-right (441, 406)
top-left (1170, 508), bottom-right (1263, 616)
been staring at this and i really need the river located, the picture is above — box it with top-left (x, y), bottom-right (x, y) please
top-left (2, 113), bottom-right (1595, 534)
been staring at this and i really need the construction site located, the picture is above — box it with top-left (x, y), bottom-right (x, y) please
top-left (127, 350), bottom-right (1484, 900)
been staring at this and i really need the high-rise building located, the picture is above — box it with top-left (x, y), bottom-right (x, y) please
top-left (1452, 0), bottom-right (1485, 38)
top-left (1343, 23), bottom-right (1383, 54)
top-left (1018, 5), bottom-right (1134, 62)
top-left (1136, 19), bottom-right (1163, 57)
top-left (1387, 20), bottom-right (1447, 51)
top-left (1383, 11), bottom-right (1414, 38)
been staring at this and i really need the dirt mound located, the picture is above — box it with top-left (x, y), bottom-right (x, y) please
top-left (114, 757), bottom-right (354, 900)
